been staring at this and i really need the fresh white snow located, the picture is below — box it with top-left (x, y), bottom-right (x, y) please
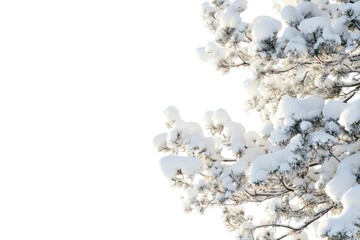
top-left (160, 155), bottom-right (203, 179)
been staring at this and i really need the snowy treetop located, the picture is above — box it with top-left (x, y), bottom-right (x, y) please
top-left (199, 0), bottom-right (360, 120)
top-left (156, 0), bottom-right (360, 239)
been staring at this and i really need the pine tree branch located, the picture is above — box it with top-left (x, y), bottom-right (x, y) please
top-left (343, 86), bottom-right (360, 103)
top-left (343, 91), bottom-right (357, 103)
top-left (279, 177), bottom-right (294, 192)
top-left (254, 223), bottom-right (298, 231)
top-left (222, 159), bottom-right (237, 162)
top-left (254, 205), bottom-right (334, 239)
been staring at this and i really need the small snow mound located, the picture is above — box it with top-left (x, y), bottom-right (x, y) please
top-left (204, 111), bottom-right (215, 127)
top-left (281, 5), bottom-right (303, 26)
top-left (309, 131), bottom-right (336, 147)
top-left (339, 99), bottom-right (360, 131)
top-left (252, 16), bottom-right (282, 41)
top-left (284, 35), bottom-right (307, 55)
top-left (296, 2), bottom-right (323, 18)
top-left (213, 108), bottom-right (231, 126)
top-left (250, 148), bottom-right (290, 184)
top-left (223, 120), bottom-right (245, 138)
top-left (323, 100), bottom-right (347, 120)
top-left (153, 133), bottom-right (168, 149)
top-left (160, 156), bottom-right (202, 178)
top-left (318, 185), bottom-right (360, 239)
top-left (342, 185), bottom-right (360, 209)
top-left (298, 16), bottom-right (330, 34)
top-left (276, 95), bottom-right (324, 121)
top-left (163, 106), bottom-right (181, 124)
top-left (325, 152), bottom-right (360, 201)
top-left (196, 47), bottom-right (209, 62)
top-left (230, 0), bottom-right (247, 12)
top-left (220, 12), bottom-right (241, 28)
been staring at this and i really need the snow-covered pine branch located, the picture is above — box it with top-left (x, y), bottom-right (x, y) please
top-left (155, 0), bottom-right (360, 239)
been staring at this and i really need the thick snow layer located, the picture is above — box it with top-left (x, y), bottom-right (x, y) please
top-left (242, 79), bottom-right (258, 100)
top-left (269, 129), bottom-right (288, 144)
top-left (212, 108), bottom-right (231, 126)
top-left (317, 205), bottom-right (360, 238)
top-left (334, 142), bottom-right (360, 157)
top-left (205, 42), bottom-right (227, 66)
top-left (250, 148), bottom-right (290, 183)
top-left (325, 121), bottom-right (340, 134)
top-left (339, 99), bottom-right (360, 131)
top-left (298, 17), bottom-right (330, 34)
top-left (244, 131), bottom-right (259, 147)
top-left (281, 5), bottom-right (303, 25)
top-left (201, 2), bottom-right (215, 15)
top-left (166, 120), bottom-right (204, 151)
top-left (229, 147), bottom-right (265, 176)
top-left (309, 131), bottom-right (336, 147)
top-left (223, 120), bottom-right (245, 139)
top-left (334, 15), bottom-right (349, 36)
top-left (261, 122), bottom-right (274, 138)
top-left (153, 133), bottom-right (168, 150)
top-left (352, 1), bottom-right (360, 16)
top-left (183, 122), bottom-right (203, 136)
top-left (230, 159), bottom-right (248, 176)
top-left (323, 100), bottom-right (347, 120)
top-left (351, 30), bottom-right (360, 42)
top-left (300, 121), bottom-right (312, 132)
top-left (281, 27), bottom-right (301, 41)
top-left (325, 152), bottom-right (360, 201)
top-left (276, 95), bottom-right (324, 121)
top-left (343, 185), bottom-right (360, 209)
top-left (204, 111), bottom-right (215, 127)
top-left (196, 47), bottom-right (209, 62)
top-left (322, 26), bottom-right (341, 44)
top-left (230, 0), bottom-right (247, 13)
top-left (167, 121), bottom-right (183, 143)
top-left (220, 12), bottom-right (241, 28)
top-left (289, 196), bottom-right (305, 211)
top-left (163, 106), bottom-right (181, 124)
top-left (251, 16), bottom-right (282, 41)
top-left (315, 157), bottom-right (338, 190)
top-left (160, 155), bottom-right (202, 178)
top-left (231, 138), bottom-right (245, 155)
top-left (318, 186), bottom-right (360, 238)
top-left (285, 35), bottom-right (307, 55)
top-left (204, 137), bottom-right (217, 153)
top-left (296, 2), bottom-right (323, 18)
top-left (179, 121), bottom-right (199, 135)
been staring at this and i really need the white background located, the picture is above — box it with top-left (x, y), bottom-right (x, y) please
top-left (0, 0), bottom-right (272, 239)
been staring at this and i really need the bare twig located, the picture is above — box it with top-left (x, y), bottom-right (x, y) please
top-left (279, 177), bottom-right (295, 192)
top-left (328, 147), bottom-right (341, 162)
